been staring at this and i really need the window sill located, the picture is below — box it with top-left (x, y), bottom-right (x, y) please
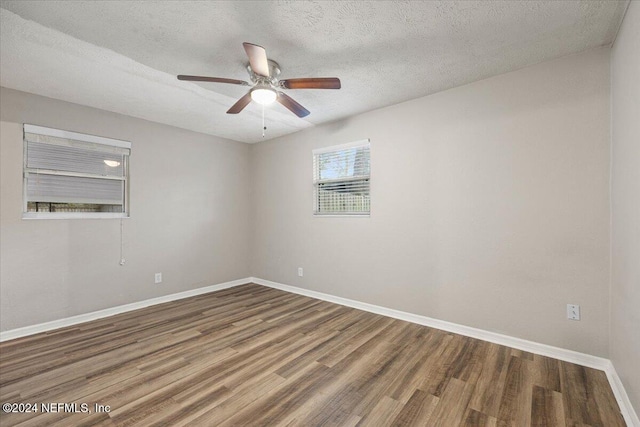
top-left (313, 214), bottom-right (370, 218)
top-left (22, 212), bottom-right (129, 220)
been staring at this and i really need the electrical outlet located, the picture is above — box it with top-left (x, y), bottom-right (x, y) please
top-left (119, 258), bottom-right (126, 266)
top-left (155, 273), bottom-right (162, 284)
top-left (567, 304), bottom-right (580, 320)
top-left (297, 267), bottom-right (303, 277)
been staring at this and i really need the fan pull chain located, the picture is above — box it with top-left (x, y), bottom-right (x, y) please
top-left (119, 218), bottom-right (125, 266)
top-left (262, 104), bottom-right (266, 138)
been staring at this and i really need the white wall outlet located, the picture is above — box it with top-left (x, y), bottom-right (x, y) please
top-left (119, 258), bottom-right (126, 266)
top-left (155, 273), bottom-right (162, 284)
top-left (567, 304), bottom-right (580, 320)
top-left (297, 267), bottom-right (303, 277)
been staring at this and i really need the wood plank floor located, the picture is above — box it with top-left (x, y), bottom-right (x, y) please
top-left (0, 283), bottom-right (625, 426)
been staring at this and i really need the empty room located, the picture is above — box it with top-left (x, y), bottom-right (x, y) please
top-left (0, 1), bottom-right (638, 426)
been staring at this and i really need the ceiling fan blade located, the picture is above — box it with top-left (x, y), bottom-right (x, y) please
top-left (280, 78), bottom-right (341, 90)
top-left (277, 92), bottom-right (310, 118)
top-left (177, 75), bottom-right (249, 85)
top-left (243, 42), bottom-right (270, 77)
top-left (227, 92), bottom-right (253, 114)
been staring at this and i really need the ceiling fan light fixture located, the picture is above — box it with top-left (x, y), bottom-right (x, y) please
top-left (250, 87), bottom-right (277, 105)
top-left (177, 42), bottom-right (341, 117)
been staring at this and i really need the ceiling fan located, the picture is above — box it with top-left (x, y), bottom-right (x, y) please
top-left (177, 42), bottom-right (341, 118)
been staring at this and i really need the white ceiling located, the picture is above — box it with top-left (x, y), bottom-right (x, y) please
top-left (0, 1), bottom-right (629, 143)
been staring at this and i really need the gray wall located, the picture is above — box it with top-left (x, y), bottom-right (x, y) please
top-left (250, 48), bottom-right (612, 357)
top-left (611, 1), bottom-right (640, 414)
top-left (0, 87), bottom-right (251, 331)
top-left (0, 45), bottom-right (626, 366)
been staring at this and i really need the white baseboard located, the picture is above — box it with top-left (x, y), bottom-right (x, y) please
top-left (605, 360), bottom-right (640, 427)
top-left (1, 276), bottom-right (636, 426)
top-left (250, 277), bottom-right (609, 368)
top-left (251, 277), bottom-right (639, 426)
top-left (0, 277), bottom-right (251, 342)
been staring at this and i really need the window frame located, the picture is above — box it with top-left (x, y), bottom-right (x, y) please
top-left (312, 139), bottom-right (371, 217)
top-left (22, 124), bottom-right (131, 220)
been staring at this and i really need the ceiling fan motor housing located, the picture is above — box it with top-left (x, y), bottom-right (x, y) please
top-left (247, 59), bottom-right (281, 85)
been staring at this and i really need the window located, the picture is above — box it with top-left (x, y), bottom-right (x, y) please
top-left (23, 124), bottom-right (131, 219)
top-left (313, 140), bottom-right (370, 216)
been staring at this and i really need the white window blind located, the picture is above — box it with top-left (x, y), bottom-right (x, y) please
top-left (313, 140), bottom-right (370, 215)
top-left (23, 124), bottom-right (131, 219)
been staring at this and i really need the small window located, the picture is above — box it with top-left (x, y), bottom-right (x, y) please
top-left (22, 124), bottom-right (131, 219)
top-left (313, 140), bottom-right (370, 216)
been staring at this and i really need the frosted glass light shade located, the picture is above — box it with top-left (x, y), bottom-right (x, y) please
top-left (251, 88), bottom-right (277, 105)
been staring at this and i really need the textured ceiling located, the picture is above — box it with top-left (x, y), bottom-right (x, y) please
top-left (0, 1), bottom-right (629, 143)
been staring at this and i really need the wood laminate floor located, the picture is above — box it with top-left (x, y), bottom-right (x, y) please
top-left (0, 284), bottom-right (625, 426)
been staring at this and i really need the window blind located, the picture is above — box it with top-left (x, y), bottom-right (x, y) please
top-left (23, 124), bottom-right (131, 218)
top-left (313, 140), bottom-right (370, 215)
